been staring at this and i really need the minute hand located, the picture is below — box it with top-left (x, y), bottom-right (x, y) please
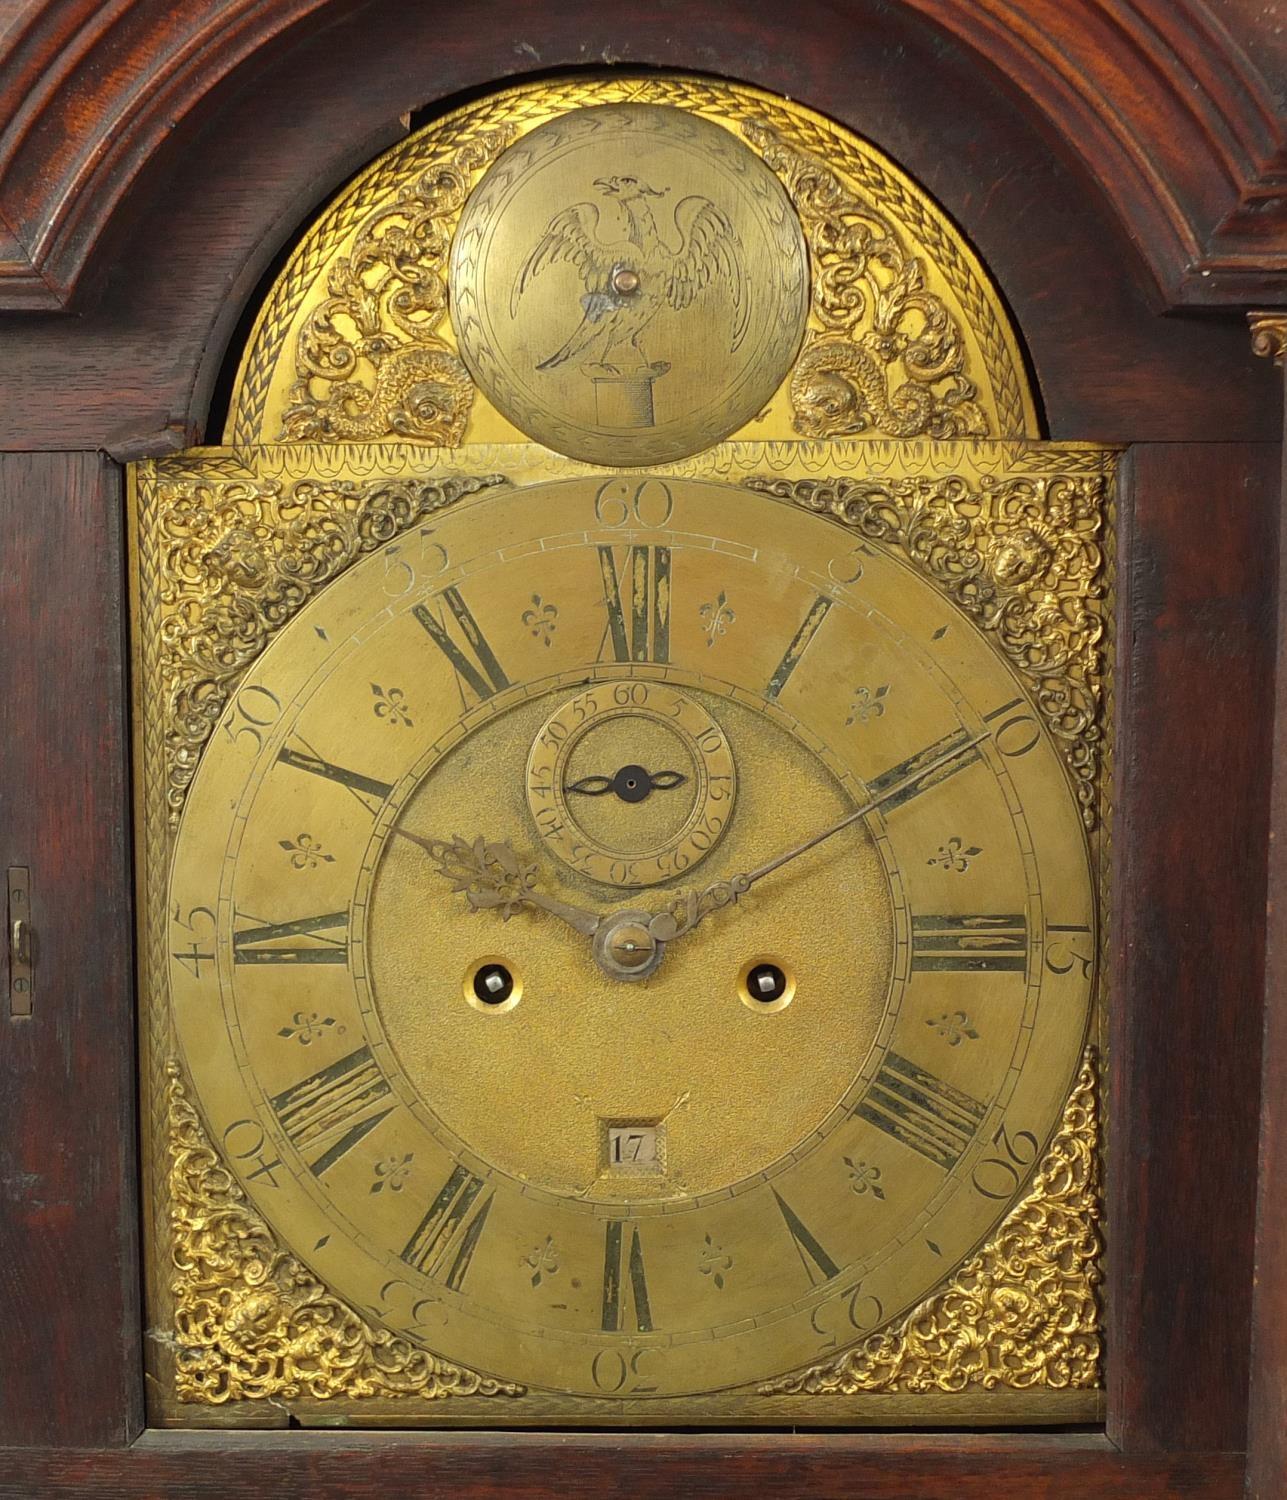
top-left (649, 729), bottom-right (988, 942)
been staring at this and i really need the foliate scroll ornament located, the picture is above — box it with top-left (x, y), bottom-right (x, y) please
top-left (280, 129), bottom-right (517, 443)
top-left (761, 1049), bottom-right (1101, 1395)
top-left (748, 471), bottom-right (1106, 827)
top-left (150, 471), bottom-right (507, 825)
top-left (1249, 311), bottom-right (1287, 364)
top-left (165, 1062), bottom-right (523, 1404)
top-left (744, 122), bottom-right (990, 442)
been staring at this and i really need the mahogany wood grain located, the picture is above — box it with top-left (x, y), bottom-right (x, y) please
top-left (0, 1433), bottom-right (1250, 1499)
top-left (1108, 443), bottom-right (1279, 1453)
top-left (1247, 386), bottom-right (1287, 1499)
top-left (0, 0), bottom-right (1282, 311)
top-left (0, 452), bottom-right (143, 1446)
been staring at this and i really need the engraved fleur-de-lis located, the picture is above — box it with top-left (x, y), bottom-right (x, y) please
top-left (699, 591), bottom-right (735, 647)
top-left (278, 832), bottom-right (335, 870)
top-left (276, 1010), bottom-right (345, 1045)
top-left (843, 1156), bottom-right (886, 1199)
top-left (698, 1232), bottom-right (733, 1290)
top-left (846, 683), bottom-right (889, 725)
top-left (521, 593), bottom-right (559, 646)
top-left (928, 836), bottom-right (982, 873)
top-left (522, 1235), bottom-right (560, 1288)
top-left (371, 682), bottom-right (412, 726)
top-left (928, 1010), bottom-right (980, 1046)
top-left (370, 1152), bottom-right (414, 1194)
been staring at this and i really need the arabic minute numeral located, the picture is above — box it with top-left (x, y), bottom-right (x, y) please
top-left (222, 1118), bottom-right (285, 1189)
top-left (1046, 922), bottom-right (1094, 977)
top-left (810, 1281), bottom-right (886, 1350)
top-left (170, 902), bottom-right (216, 978)
top-left (593, 477), bottom-right (674, 529)
top-left (221, 684), bottom-right (282, 753)
top-left (971, 1122), bottom-right (1040, 1201)
top-left (983, 697), bottom-right (1041, 757)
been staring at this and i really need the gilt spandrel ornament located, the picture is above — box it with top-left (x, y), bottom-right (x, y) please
top-left (164, 1061), bottom-right (524, 1405)
top-left (450, 104), bottom-right (809, 464)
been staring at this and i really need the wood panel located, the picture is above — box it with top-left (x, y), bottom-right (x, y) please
top-left (0, 1433), bottom-right (1249, 1499)
top-left (1247, 385), bottom-right (1287, 1499)
top-left (0, 0), bottom-right (1282, 311)
top-left (0, 0), bottom-right (1276, 454)
top-left (1107, 443), bottom-right (1279, 1452)
top-left (0, 452), bottom-right (142, 1446)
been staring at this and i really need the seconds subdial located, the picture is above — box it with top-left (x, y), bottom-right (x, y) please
top-left (525, 682), bottom-right (736, 887)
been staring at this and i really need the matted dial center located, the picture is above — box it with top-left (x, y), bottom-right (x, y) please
top-left (526, 682), bottom-right (737, 888)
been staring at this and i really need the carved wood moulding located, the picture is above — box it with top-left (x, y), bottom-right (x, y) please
top-left (0, 0), bottom-right (1285, 311)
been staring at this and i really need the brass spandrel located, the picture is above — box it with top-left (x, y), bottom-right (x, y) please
top-left (760, 1048), bottom-right (1102, 1396)
top-left (164, 1060), bottom-right (524, 1405)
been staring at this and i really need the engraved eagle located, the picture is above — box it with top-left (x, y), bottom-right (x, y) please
top-left (511, 174), bottom-right (750, 373)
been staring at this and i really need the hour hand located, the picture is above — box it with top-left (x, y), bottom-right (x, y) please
top-left (398, 830), bottom-right (601, 938)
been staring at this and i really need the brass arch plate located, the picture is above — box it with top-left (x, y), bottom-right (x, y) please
top-left (449, 104), bottom-right (809, 464)
top-left (225, 76), bottom-right (1039, 448)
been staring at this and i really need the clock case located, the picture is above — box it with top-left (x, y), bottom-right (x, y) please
top-left (0, 4), bottom-right (1281, 1496)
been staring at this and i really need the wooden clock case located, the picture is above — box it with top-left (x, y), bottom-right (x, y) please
top-left (0, 1), bottom-right (1283, 1494)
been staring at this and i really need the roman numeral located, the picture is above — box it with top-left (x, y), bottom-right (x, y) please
top-left (277, 744), bottom-right (394, 813)
top-left (772, 1189), bottom-right (840, 1286)
top-left (269, 1044), bottom-right (393, 1177)
top-left (911, 914), bottom-right (1028, 972)
top-left (232, 910), bottom-right (348, 964)
top-left (598, 544), bottom-right (671, 663)
top-left (865, 727), bottom-right (981, 812)
top-left (855, 1052), bottom-right (987, 1170)
top-left (401, 1164), bottom-right (494, 1291)
top-left (413, 587), bottom-right (510, 704)
top-left (765, 593), bottom-right (833, 700)
top-left (601, 1220), bottom-right (654, 1331)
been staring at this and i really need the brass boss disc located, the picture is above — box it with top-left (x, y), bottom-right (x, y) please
top-left (449, 103), bottom-right (809, 464)
top-left (526, 682), bottom-right (737, 886)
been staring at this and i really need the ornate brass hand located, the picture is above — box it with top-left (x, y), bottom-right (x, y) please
top-left (647, 729), bottom-right (988, 942)
top-left (397, 830), bottom-right (601, 939)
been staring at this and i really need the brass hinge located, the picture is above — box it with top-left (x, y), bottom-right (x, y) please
top-left (8, 866), bottom-right (32, 1017)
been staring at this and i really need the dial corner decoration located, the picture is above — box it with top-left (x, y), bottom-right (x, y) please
top-left (163, 1058), bottom-right (525, 1406)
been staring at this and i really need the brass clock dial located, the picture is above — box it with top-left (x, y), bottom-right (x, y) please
top-left (449, 104), bottom-right (810, 463)
top-left (166, 472), bottom-right (1095, 1405)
